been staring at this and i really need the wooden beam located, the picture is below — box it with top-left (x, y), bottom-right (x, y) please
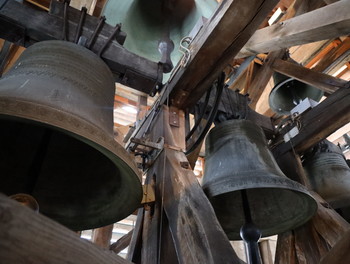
top-left (320, 229), bottom-right (350, 264)
top-left (91, 224), bottom-right (114, 249)
top-left (168, 0), bottom-right (279, 109)
top-left (237, 1), bottom-right (350, 58)
top-left (0, 0), bottom-right (160, 94)
top-left (312, 37), bottom-right (350, 73)
top-left (271, 58), bottom-right (349, 94)
top-left (110, 229), bottom-right (133, 254)
top-left (0, 195), bottom-right (132, 264)
top-left (247, 50), bottom-right (286, 110)
top-left (272, 85), bottom-right (350, 156)
top-left (144, 106), bottom-right (242, 263)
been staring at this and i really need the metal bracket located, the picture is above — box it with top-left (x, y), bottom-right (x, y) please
top-left (141, 184), bottom-right (155, 205)
top-left (169, 106), bottom-right (180, 127)
top-left (131, 137), bottom-right (164, 170)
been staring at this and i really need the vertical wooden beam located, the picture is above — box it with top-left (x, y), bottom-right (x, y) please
top-left (144, 106), bottom-right (242, 263)
top-left (91, 224), bottom-right (114, 249)
top-left (259, 240), bottom-right (274, 264)
top-left (126, 209), bottom-right (144, 263)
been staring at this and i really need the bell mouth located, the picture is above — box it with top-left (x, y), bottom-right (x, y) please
top-left (269, 77), bottom-right (323, 115)
top-left (0, 100), bottom-right (142, 231)
top-left (204, 175), bottom-right (317, 240)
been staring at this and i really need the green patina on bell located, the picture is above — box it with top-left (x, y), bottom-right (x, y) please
top-left (103, 0), bottom-right (217, 73)
top-left (0, 40), bottom-right (142, 230)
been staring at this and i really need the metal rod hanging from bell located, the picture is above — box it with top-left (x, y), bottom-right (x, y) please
top-left (240, 189), bottom-right (262, 264)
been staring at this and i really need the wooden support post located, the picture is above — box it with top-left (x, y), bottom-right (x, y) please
top-left (110, 229), bottom-right (133, 254)
top-left (143, 106), bottom-right (242, 263)
top-left (91, 224), bottom-right (114, 249)
top-left (126, 209), bottom-right (144, 263)
top-left (0, 195), bottom-right (133, 264)
top-left (259, 240), bottom-right (274, 264)
top-left (168, 0), bottom-right (280, 109)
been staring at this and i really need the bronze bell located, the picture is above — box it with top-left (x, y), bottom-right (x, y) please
top-left (0, 40), bottom-right (142, 230)
top-left (269, 72), bottom-right (323, 115)
top-left (304, 140), bottom-right (350, 210)
top-left (202, 119), bottom-right (317, 240)
top-left (102, 0), bottom-right (218, 72)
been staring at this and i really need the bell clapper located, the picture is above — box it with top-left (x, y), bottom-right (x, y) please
top-left (240, 189), bottom-right (263, 264)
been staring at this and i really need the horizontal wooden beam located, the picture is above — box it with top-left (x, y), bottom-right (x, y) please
top-left (272, 85), bottom-right (350, 156)
top-left (0, 195), bottom-right (132, 264)
top-left (167, 0), bottom-right (279, 109)
top-left (271, 59), bottom-right (349, 94)
top-left (0, 0), bottom-right (160, 94)
top-left (237, 1), bottom-right (350, 58)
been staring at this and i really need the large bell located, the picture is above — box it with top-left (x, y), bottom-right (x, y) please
top-left (202, 119), bottom-right (317, 240)
top-left (0, 40), bottom-right (142, 230)
top-left (103, 0), bottom-right (217, 72)
top-left (304, 140), bottom-right (350, 210)
top-left (269, 72), bottom-right (323, 115)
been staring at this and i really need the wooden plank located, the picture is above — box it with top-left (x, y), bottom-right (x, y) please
top-left (271, 58), bottom-right (349, 94)
top-left (320, 229), bottom-right (350, 264)
top-left (163, 148), bottom-right (242, 264)
top-left (126, 208), bottom-right (144, 263)
top-left (274, 231), bottom-right (298, 264)
top-left (141, 172), bottom-right (160, 264)
top-left (259, 240), bottom-right (274, 264)
top-left (110, 229), bottom-right (133, 254)
top-left (311, 192), bottom-right (350, 247)
top-left (312, 37), bottom-right (350, 73)
top-left (0, 0), bottom-right (160, 94)
top-left (0, 194), bottom-right (132, 264)
top-left (272, 85), bottom-right (350, 156)
top-left (168, 0), bottom-right (279, 109)
top-left (91, 224), bottom-right (114, 249)
top-left (237, 1), bottom-right (350, 58)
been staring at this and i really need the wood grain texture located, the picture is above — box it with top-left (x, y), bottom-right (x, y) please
top-left (168, 0), bottom-right (279, 109)
top-left (271, 59), bottom-right (348, 94)
top-left (110, 229), bottom-right (133, 254)
top-left (272, 84), bottom-right (350, 155)
top-left (238, 0), bottom-right (350, 58)
top-left (162, 149), bottom-right (242, 264)
top-left (0, 195), bottom-right (132, 264)
top-left (320, 229), bottom-right (350, 264)
top-left (92, 224), bottom-right (114, 249)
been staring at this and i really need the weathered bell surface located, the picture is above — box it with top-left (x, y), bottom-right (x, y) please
top-left (304, 140), bottom-right (350, 210)
top-left (103, 0), bottom-right (217, 72)
top-left (202, 119), bottom-right (317, 240)
top-left (0, 40), bottom-right (142, 230)
top-left (269, 72), bottom-right (323, 115)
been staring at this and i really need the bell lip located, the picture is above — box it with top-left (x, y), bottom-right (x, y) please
top-left (268, 77), bottom-right (323, 115)
top-left (0, 97), bottom-right (143, 229)
top-left (203, 175), bottom-right (318, 240)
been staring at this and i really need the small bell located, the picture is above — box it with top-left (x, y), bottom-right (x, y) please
top-left (269, 72), bottom-right (323, 115)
